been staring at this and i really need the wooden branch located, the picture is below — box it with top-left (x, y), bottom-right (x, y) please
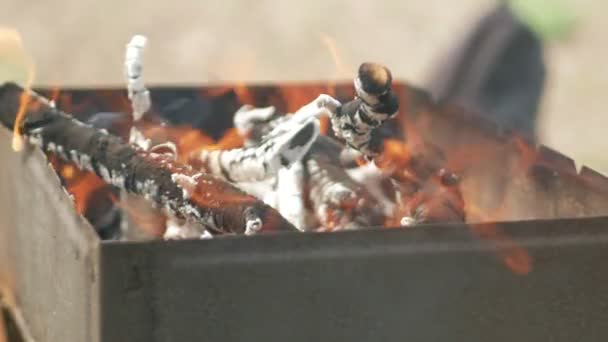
top-left (0, 83), bottom-right (295, 235)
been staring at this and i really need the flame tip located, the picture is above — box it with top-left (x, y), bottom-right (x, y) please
top-left (11, 135), bottom-right (23, 151)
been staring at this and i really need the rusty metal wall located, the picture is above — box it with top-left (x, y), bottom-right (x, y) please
top-left (0, 127), bottom-right (101, 342)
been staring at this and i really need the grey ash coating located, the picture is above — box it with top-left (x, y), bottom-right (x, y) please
top-left (0, 83), bottom-right (295, 234)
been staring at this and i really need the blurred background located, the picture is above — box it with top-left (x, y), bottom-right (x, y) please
top-left (0, 0), bottom-right (606, 172)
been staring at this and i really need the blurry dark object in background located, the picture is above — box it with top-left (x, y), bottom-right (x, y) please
top-left (428, 4), bottom-right (545, 140)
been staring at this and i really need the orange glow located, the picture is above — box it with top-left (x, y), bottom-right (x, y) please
top-left (67, 173), bottom-right (108, 214)
top-left (60, 164), bottom-right (76, 180)
top-left (0, 27), bottom-right (35, 151)
top-left (12, 91), bottom-right (31, 151)
top-left (141, 124), bottom-right (245, 163)
top-left (173, 173), bottom-right (257, 210)
top-left (280, 85), bottom-right (337, 113)
top-left (175, 129), bottom-right (215, 157)
top-left (234, 82), bottom-right (254, 106)
top-left (466, 205), bottom-right (532, 275)
top-left (48, 156), bottom-right (108, 214)
top-left (511, 135), bottom-right (539, 169)
top-left (375, 138), bottom-right (411, 170)
top-left (212, 128), bottom-right (244, 150)
top-left (319, 115), bottom-right (330, 135)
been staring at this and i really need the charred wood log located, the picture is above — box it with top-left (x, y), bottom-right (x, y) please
top-left (330, 63), bottom-right (400, 158)
top-left (188, 116), bottom-right (319, 183)
top-left (0, 83), bottom-right (295, 235)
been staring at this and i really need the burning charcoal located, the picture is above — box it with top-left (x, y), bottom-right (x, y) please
top-left (0, 83), bottom-right (296, 235)
top-left (399, 169), bottom-right (466, 225)
top-left (305, 137), bottom-right (385, 230)
top-left (189, 116), bottom-right (319, 183)
top-left (329, 63), bottom-right (400, 157)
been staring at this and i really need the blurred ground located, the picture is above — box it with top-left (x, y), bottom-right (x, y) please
top-left (1, 0), bottom-right (607, 172)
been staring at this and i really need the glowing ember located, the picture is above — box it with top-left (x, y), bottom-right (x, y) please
top-left (48, 156), bottom-right (109, 215)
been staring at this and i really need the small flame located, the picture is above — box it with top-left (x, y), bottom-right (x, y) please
top-left (48, 86), bottom-right (61, 106)
top-left (467, 205), bottom-right (533, 275)
top-left (319, 33), bottom-right (351, 78)
top-left (0, 27), bottom-right (35, 151)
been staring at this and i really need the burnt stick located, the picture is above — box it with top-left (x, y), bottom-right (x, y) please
top-left (188, 116), bottom-right (319, 183)
top-left (330, 62), bottom-right (400, 157)
top-left (0, 83), bottom-right (295, 235)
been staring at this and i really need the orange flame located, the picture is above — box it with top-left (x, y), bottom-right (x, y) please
top-left (467, 205), bottom-right (533, 275)
top-left (0, 27), bottom-right (36, 151)
top-left (375, 138), bottom-right (411, 169)
top-left (377, 134), bottom-right (531, 275)
top-left (319, 33), bottom-right (351, 78)
top-left (49, 87), bottom-right (61, 104)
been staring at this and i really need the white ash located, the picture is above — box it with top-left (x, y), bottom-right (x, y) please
top-left (55, 145), bottom-right (68, 159)
top-left (124, 35), bottom-right (151, 121)
top-left (346, 163), bottom-right (395, 216)
top-left (164, 216), bottom-right (210, 240)
top-left (149, 142), bottom-right (178, 160)
top-left (262, 190), bottom-right (278, 208)
top-left (27, 134), bottom-right (43, 147)
top-left (290, 94), bottom-right (341, 123)
top-left (235, 178), bottom-right (276, 200)
top-left (129, 126), bottom-right (152, 151)
top-left (135, 179), bottom-right (160, 202)
top-left (307, 158), bottom-right (358, 228)
top-left (400, 216), bottom-right (417, 227)
top-left (340, 147), bottom-right (363, 165)
top-left (244, 217), bottom-right (263, 236)
top-left (171, 173), bottom-right (199, 199)
top-left (98, 166), bottom-right (112, 184)
top-left (276, 162), bottom-right (307, 231)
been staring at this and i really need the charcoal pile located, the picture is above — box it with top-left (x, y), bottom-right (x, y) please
top-left (0, 35), bottom-right (465, 240)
